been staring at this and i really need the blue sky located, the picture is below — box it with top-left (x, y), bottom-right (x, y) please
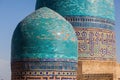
top-left (0, 0), bottom-right (120, 80)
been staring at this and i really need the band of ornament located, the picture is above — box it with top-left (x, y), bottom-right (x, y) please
top-left (11, 59), bottom-right (77, 80)
top-left (12, 71), bottom-right (76, 80)
top-left (65, 16), bottom-right (115, 30)
top-left (11, 58), bottom-right (77, 62)
top-left (74, 28), bottom-right (116, 61)
top-left (12, 69), bottom-right (76, 80)
top-left (65, 16), bottom-right (116, 61)
top-left (12, 70), bottom-right (76, 76)
top-left (11, 61), bottom-right (77, 71)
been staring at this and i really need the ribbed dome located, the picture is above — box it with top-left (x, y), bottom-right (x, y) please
top-left (11, 7), bottom-right (78, 61)
top-left (35, 0), bottom-right (115, 20)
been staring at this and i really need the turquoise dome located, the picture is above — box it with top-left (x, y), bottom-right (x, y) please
top-left (11, 7), bottom-right (78, 61)
top-left (36, 0), bottom-right (115, 20)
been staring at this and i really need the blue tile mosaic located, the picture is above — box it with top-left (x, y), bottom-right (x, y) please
top-left (65, 16), bottom-right (115, 30)
top-left (35, 0), bottom-right (116, 61)
top-left (11, 7), bottom-right (78, 79)
top-left (11, 7), bottom-right (78, 61)
top-left (36, 0), bottom-right (115, 20)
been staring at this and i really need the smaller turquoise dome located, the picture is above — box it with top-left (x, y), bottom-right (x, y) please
top-left (11, 7), bottom-right (78, 61)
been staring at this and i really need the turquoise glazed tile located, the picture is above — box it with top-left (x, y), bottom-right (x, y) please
top-left (36, 0), bottom-right (115, 21)
top-left (35, 0), bottom-right (116, 61)
top-left (11, 7), bottom-right (78, 61)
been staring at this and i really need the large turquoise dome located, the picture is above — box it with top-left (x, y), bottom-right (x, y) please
top-left (11, 7), bottom-right (78, 61)
top-left (36, 0), bottom-right (115, 20)
top-left (11, 7), bottom-right (78, 79)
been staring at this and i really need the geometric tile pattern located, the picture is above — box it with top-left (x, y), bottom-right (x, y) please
top-left (11, 59), bottom-right (77, 80)
top-left (65, 16), bottom-right (116, 61)
top-left (65, 16), bottom-right (115, 30)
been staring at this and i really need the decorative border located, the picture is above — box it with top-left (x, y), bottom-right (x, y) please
top-left (74, 28), bottom-right (116, 61)
top-left (65, 16), bottom-right (115, 30)
top-left (12, 70), bottom-right (77, 80)
top-left (11, 60), bottom-right (77, 71)
top-left (12, 58), bottom-right (77, 62)
top-left (12, 70), bottom-right (76, 76)
top-left (11, 58), bottom-right (77, 79)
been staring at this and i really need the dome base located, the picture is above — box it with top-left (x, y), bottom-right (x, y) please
top-left (11, 58), bottom-right (77, 80)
